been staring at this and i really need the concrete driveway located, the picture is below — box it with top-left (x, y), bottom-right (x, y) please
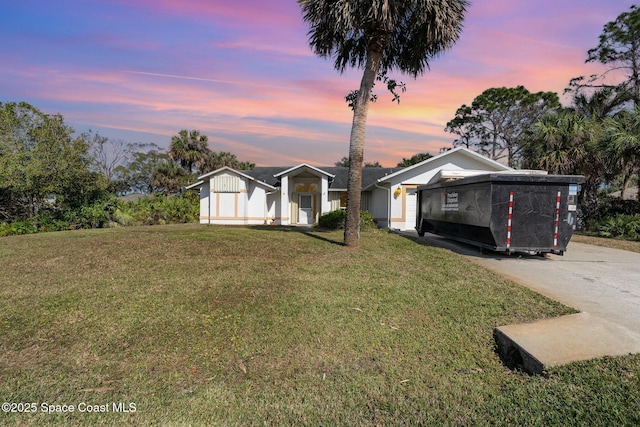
top-left (410, 232), bottom-right (640, 373)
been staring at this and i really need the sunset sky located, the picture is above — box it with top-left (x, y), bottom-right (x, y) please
top-left (1, 1), bottom-right (635, 167)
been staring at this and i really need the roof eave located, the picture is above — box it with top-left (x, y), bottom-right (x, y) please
top-left (185, 180), bottom-right (204, 190)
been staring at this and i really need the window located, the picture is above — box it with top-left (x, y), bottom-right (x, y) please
top-left (340, 192), bottom-right (347, 209)
top-left (300, 194), bottom-right (312, 209)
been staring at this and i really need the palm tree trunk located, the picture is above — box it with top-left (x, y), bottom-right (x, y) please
top-left (621, 164), bottom-right (633, 199)
top-left (344, 46), bottom-right (383, 248)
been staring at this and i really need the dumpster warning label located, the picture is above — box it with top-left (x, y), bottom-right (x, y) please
top-left (568, 184), bottom-right (578, 211)
top-left (442, 192), bottom-right (459, 211)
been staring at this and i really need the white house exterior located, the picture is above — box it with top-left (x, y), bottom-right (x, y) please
top-left (187, 147), bottom-right (512, 230)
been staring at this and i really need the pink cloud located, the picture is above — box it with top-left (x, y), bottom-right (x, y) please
top-left (117, 0), bottom-right (304, 30)
top-left (212, 40), bottom-right (313, 58)
top-left (4, 0), bottom-right (636, 167)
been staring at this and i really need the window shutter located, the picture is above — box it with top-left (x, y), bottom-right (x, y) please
top-left (213, 175), bottom-right (241, 192)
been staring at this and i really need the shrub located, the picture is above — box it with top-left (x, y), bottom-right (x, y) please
top-left (38, 219), bottom-right (71, 232)
top-left (590, 214), bottom-right (640, 241)
top-left (318, 209), bottom-right (345, 229)
top-left (0, 221), bottom-right (37, 237)
top-left (34, 210), bottom-right (71, 232)
top-left (78, 196), bottom-right (120, 229)
top-left (317, 209), bottom-right (379, 230)
top-left (591, 197), bottom-right (640, 221)
top-left (359, 210), bottom-right (378, 230)
top-left (127, 193), bottom-right (199, 226)
top-left (0, 192), bottom-right (199, 236)
top-left (584, 196), bottom-right (640, 241)
top-left (112, 208), bottom-right (136, 227)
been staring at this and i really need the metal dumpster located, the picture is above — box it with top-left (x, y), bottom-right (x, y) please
top-left (416, 173), bottom-right (586, 255)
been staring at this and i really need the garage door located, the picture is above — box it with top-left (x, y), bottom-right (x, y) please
top-left (404, 188), bottom-right (417, 231)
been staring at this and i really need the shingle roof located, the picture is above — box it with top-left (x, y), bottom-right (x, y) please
top-left (241, 166), bottom-right (403, 190)
top-left (241, 167), bottom-right (287, 187)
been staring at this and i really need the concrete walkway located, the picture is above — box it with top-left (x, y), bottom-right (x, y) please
top-left (409, 232), bottom-right (640, 373)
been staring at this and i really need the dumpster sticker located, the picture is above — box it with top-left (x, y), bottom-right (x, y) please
top-left (442, 192), bottom-right (459, 211)
top-left (568, 184), bottom-right (578, 211)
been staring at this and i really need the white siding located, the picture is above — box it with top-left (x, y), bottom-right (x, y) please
top-left (199, 185), bottom-right (210, 224)
top-left (245, 184), bottom-right (268, 224)
top-left (368, 187), bottom-right (390, 228)
top-left (218, 193), bottom-right (236, 218)
top-left (328, 192), bottom-right (342, 211)
top-left (279, 176), bottom-right (289, 225)
top-left (320, 175), bottom-right (330, 215)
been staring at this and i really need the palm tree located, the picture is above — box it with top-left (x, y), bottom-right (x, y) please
top-left (213, 151), bottom-right (240, 169)
top-left (169, 129), bottom-right (210, 174)
top-left (299, 0), bottom-right (468, 247)
top-left (525, 109), bottom-right (606, 219)
top-left (571, 87), bottom-right (629, 121)
top-left (202, 151), bottom-right (255, 172)
top-left (526, 110), bottom-right (590, 175)
top-left (151, 160), bottom-right (187, 197)
top-left (604, 107), bottom-right (640, 199)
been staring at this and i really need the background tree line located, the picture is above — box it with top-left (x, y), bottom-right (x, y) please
top-left (335, 152), bottom-right (432, 168)
top-left (0, 101), bottom-right (254, 235)
top-left (445, 4), bottom-right (640, 239)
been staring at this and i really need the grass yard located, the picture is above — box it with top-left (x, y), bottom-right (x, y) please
top-left (573, 233), bottom-right (640, 253)
top-left (1, 224), bottom-right (639, 426)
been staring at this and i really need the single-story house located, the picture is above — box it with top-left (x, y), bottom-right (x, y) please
top-left (186, 147), bottom-right (512, 230)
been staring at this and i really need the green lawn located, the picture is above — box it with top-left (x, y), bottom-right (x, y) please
top-left (1, 225), bottom-right (639, 426)
top-left (573, 233), bottom-right (640, 253)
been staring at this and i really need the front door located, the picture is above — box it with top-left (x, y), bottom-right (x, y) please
top-left (298, 194), bottom-right (314, 225)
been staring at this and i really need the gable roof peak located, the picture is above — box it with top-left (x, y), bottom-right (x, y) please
top-left (194, 166), bottom-right (276, 190)
top-left (376, 147), bottom-right (511, 183)
top-left (273, 163), bottom-right (335, 178)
